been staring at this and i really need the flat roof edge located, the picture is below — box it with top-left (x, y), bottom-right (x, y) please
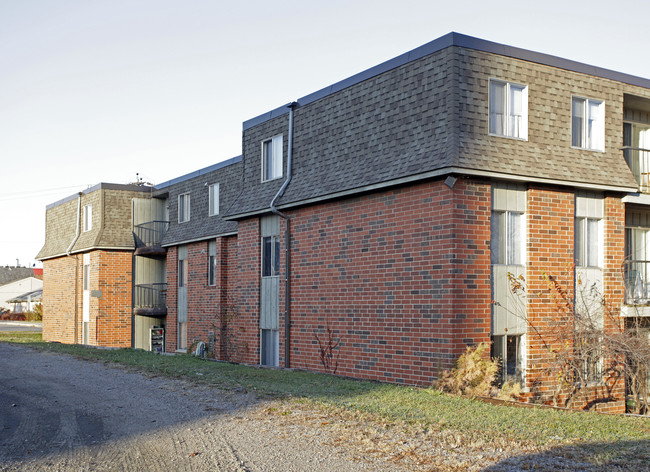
top-left (45, 183), bottom-right (153, 210)
top-left (155, 155), bottom-right (242, 190)
top-left (243, 32), bottom-right (650, 131)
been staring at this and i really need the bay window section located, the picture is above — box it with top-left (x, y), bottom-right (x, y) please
top-left (491, 183), bottom-right (527, 385)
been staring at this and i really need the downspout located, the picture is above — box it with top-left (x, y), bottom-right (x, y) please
top-left (270, 101), bottom-right (297, 368)
top-left (67, 193), bottom-right (82, 343)
top-left (67, 193), bottom-right (83, 255)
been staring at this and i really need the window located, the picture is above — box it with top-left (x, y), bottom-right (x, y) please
top-left (575, 217), bottom-right (601, 268)
top-left (208, 183), bottom-right (219, 216)
top-left (178, 258), bottom-right (188, 288)
top-left (262, 135), bottom-right (283, 182)
top-left (626, 227), bottom-right (650, 303)
top-left (577, 333), bottom-right (603, 384)
top-left (491, 210), bottom-right (524, 265)
top-left (82, 204), bottom-right (92, 232)
top-left (489, 80), bottom-right (528, 139)
top-left (178, 193), bottom-right (190, 223)
top-left (492, 334), bottom-right (524, 384)
top-left (572, 97), bottom-right (604, 151)
top-left (262, 235), bottom-right (280, 277)
top-left (208, 240), bottom-right (217, 286)
top-left (83, 258), bottom-right (90, 291)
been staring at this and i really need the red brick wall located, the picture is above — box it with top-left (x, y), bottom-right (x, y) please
top-left (165, 246), bottom-right (178, 351)
top-left (95, 250), bottom-right (133, 347)
top-left (42, 250), bottom-right (132, 348)
top-left (524, 186), bottom-right (625, 413)
top-left (525, 186), bottom-right (576, 400)
top-left (164, 236), bottom-right (240, 354)
top-left (233, 178), bottom-right (492, 385)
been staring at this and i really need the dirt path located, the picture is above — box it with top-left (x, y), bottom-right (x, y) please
top-left (0, 343), bottom-right (402, 471)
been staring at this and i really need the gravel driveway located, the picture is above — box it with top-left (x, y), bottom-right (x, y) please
top-left (0, 343), bottom-right (402, 471)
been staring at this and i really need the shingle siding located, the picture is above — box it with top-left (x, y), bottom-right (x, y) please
top-left (227, 41), bottom-right (643, 219)
top-left (160, 159), bottom-right (241, 246)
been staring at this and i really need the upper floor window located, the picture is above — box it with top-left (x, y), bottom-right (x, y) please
top-left (572, 97), bottom-right (604, 151)
top-left (208, 183), bottom-right (219, 216)
top-left (178, 193), bottom-right (190, 223)
top-left (262, 135), bottom-right (283, 182)
top-left (489, 79), bottom-right (528, 140)
top-left (82, 204), bottom-right (92, 232)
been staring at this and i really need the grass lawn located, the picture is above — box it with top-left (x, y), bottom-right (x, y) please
top-left (2, 331), bottom-right (648, 468)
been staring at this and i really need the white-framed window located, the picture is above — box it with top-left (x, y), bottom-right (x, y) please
top-left (261, 135), bottom-right (283, 182)
top-left (575, 217), bottom-right (602, 268)
top-left (208, 239), bottom-right (217, 286)
top-left (261, 235), bottom-right (280, 277)
top-left (208, 183), bottom-right (219, 216)
top-left (489, 79), bottom-right (528, 140)
top-left (82, 204), bottom-right (92, 232)
top-left (178, 193), bottom-right (190, 223)
top-left (491, 210), bottom-right (525, 266)
top-left (572, 97), bottom-right (604, 151)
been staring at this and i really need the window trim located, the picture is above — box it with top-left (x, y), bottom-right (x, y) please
top-left (261, 135), bottom-right (283, 183)
top-left (571, 95), bottom-right (605, 152)
top-left (178, 193), bottom-right (190, 223)
top-left (208, 183), bottom-right (219, 217)
top-left (488, 78), bottom-right (529, 141)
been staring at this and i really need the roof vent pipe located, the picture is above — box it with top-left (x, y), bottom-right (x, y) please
top-left (270, 102), bottom-right (297, 369)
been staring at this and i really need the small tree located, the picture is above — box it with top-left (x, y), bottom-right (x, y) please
top-left (212, 298), bottom-right (247, 362)
top-left (504, 267), bottom-right (650, 413)
top-left (313, 322), bottom-right (341, 374)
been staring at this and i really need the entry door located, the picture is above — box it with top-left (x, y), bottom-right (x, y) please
top-left (82, 253), bottom-right (90, 344)
top-left (260, 216), bottom-right (280, 366)
top-left (177, 245), bottom-right (188, 350)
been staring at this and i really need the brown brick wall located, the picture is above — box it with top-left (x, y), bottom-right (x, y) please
top-left (42, 250), bottom-right (132, 348)
top-left (42, 255), bottom-right (79, 344)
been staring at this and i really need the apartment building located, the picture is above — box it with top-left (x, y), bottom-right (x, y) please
top-left (38, 33), bottom-right (650, 412)
top-left (36, 184), bottom-right (154, 346)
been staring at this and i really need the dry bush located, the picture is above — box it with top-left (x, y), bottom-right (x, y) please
top-left (436, 343), bottom-right (498, 397)
top-left (25, 303), bottom-right (42, 322)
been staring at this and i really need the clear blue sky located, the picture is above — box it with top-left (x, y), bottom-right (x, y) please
top-left (1, 0), bottom-right (649, 268)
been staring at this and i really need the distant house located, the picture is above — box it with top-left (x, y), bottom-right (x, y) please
top-left (7, 288), bottom-right (42, 313)
top-left (0, 275), bottom-right (43, 311)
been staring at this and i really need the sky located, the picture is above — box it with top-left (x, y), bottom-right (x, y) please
top-left (1, 0), bottom-right (649, 268)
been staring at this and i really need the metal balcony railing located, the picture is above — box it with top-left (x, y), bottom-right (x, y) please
top-left (134, 283), bottom-right (167, 309)
top-left (623, 147), bottom-right (650, 192)
top-left (134, 220), bottom-right (169, 247)
top-left (624, 260), bottom-right (650, 305)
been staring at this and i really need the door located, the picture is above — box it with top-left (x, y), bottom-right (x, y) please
top-left (82, 253), bottom-right (90, 344)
